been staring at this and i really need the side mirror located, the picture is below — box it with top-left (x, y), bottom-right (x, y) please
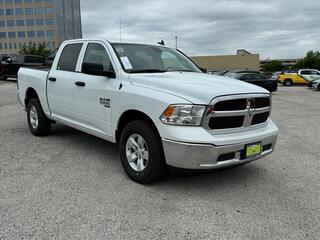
top-left (6, 58), bottom-right (12, 63)
top-left (82, 62), bottom-right (116, 78)
top-left (199, 67), bottom-right (207, 73)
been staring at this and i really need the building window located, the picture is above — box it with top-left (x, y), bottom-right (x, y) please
top-left (16, 20), bottom-right (24, 26)
top-left (34, 0), bottom-right (43, 2)
top-left (18, 31), bottom-right (25, 38)
top-left (8, 32), bottom-right (16, 38)
top-left (24, 0), bottom-right (32, 3)
top-left (26, 19), bottom-right (34, 26)
top-left (25, 8), bottom-right (33, 15)
top-left (0, 21), bottom-right (5, 27)
top-left (47, 41), bottom-right (51, 48)
top-left (27, 31), bottom-right (35, 37)
top-left (15, 0), bottom-right (23, 3)
top-left (6, 9), bottom-right (14, 15)
top-left (5, 0), bottom-right (14, 4)
top-left (9, 42), bottom-right (12, 49)
top-left (35, 7), bottom-right (43, 15)
top-left (46, 19), bottom-right (54, 25)
top-left (0, 9), bottom-right (4, 16)
top-left (7, 20), bottom-right (15, 27)
top-left (15, 8), bottom-right (24, 15)
top-left (0, 32), bottom-right (6, 38)
top-left (36, 19), bottom-right (44, 25)
top-left (0, 43), bottom-right (2, 49)
top-left (14, 42), bottom-right (17, 49)
top-left (45, 7), bottom-right (53, 14)
top-left (46, 30), bottom-right (55, 37)
top-left (45, 0), bottom-right (52, 2)
top-left (37, 30), bottom-right (44, 37)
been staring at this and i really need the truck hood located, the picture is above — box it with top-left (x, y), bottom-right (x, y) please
top-left (129, 72), bottom-right (269, 104)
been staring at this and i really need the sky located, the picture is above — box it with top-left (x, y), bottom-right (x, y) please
top-left (80, 0), bottom-right (320, 59)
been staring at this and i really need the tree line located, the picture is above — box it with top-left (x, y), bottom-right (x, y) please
top-left (263, 51), bottom-right (320, 72)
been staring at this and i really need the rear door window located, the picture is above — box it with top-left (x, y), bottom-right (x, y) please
top-left (57, 43), bottom-right (83, 72)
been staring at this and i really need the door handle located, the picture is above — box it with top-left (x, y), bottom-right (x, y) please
top-left (75, 81), bottom-right (85, 87)
top-left (48, 77), bottom-right (56, 82)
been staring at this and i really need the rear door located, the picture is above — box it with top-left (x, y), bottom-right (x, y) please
top-left (47, 42), bottom-right (84, 121)
top-left (73, 42), bottom-right (117, 136)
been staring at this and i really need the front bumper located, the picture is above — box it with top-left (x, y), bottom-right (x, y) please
top-left (162, 133), bottom-right (278, 169)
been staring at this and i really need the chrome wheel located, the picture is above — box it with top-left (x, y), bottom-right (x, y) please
top-left (125, 134), bottom-right (149, 172)
top-left (29, 106), bottom-right (38, 129)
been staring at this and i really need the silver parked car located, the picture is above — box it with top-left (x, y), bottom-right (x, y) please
top-left (311, 79), bottom-right (320, 90)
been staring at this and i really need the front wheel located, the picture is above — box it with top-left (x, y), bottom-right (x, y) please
top-left (283, 79), bottom-right (292, 86)
top-left (119, 120), bottom-right (166, 184)
top-left (27, 98), bottom-right (51, 136)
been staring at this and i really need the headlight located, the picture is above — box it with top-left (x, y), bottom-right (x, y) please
top-left (160, 105), bottom-right (206, 126)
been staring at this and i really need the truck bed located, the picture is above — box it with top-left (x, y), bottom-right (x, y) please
top-left (18, 67), bottom-right (51, 115)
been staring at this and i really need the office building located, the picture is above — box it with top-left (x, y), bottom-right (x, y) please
top-left (0, 0), bottom-right (82, 54)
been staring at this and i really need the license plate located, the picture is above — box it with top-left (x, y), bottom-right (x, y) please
top-left (246, 142), bottom-right (262, 158)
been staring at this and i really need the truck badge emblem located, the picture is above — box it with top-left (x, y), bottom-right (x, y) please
top-left (99, 98), bottom-right (110, 108)
top-left (247, 99), bottom-right (255, 117)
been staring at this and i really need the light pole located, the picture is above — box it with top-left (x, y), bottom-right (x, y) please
top-left (175, 36), bottom-right (178, 49)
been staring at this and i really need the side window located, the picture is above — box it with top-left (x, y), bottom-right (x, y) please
top-left (242, 74), bottom-right (252, 80)
top-left (57, 43), bottom-right (83, 72)
top-left (83, 43), bottom-right (113, 72)
top-left (252, 74), bottom-right (264, 80)
top-left (300, 70), bottom-right (312, 75)
top-left (25, 56), bottom-right (44, 63)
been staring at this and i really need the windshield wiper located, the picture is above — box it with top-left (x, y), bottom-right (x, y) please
top-left (167, 69), bottom-right (196, 72)
top-left (129, 69), bottom-right (167, 73)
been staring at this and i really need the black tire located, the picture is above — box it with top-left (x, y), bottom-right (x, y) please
top-left (119, 120), bottom-right (166, 184)
top-left (263, 84), bottom-right (274, 92)
top-left (283, 79), bottom-right (292, 86)
top-left (27, 98), bottom-right (51, 136)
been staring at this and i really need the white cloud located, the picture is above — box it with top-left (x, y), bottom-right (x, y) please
top-left (80, 0), bottom-right (320, 59)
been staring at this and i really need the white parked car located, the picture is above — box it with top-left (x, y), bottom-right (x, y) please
top-left (17, 39), bottom-right (278, 183)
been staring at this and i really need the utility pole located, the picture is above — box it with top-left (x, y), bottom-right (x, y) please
top-left (175, 36), bottom-right (178, 49)
top-left (120, 19), bottom-right (122, 42)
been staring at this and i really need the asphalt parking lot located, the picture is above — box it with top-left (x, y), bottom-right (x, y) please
top-left (0, 81), bottom-right (319, 240)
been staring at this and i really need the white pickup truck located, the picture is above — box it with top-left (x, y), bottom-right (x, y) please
top-left (17, 39), bottom-right (278, 183)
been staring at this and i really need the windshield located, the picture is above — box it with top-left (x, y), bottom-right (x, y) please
top-left (111, 43), bottom-right (201, 73)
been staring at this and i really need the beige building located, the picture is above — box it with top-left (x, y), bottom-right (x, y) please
top-left (0, 0), bottom-right (82, 55)
top-left (191, 49), bottom-right (260, 72)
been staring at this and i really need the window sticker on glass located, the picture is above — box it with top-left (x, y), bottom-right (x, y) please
top-left (120, 56), bottom-right (133, 70)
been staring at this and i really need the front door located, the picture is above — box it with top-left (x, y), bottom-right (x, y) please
top-left (73, 42), bottom-right (117, 136)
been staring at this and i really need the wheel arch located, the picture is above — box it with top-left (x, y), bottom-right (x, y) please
top-left (115, 109), bottom-right (160, 144)
top-left (25, 87), bottom-right (39, 107)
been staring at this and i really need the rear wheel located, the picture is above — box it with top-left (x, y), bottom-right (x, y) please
top-left (283, 79), bottom-right (292, 86)
top-left (27, 98), bottom-right (51, 136)
top-left (119, 120), bottom-right (166, 184)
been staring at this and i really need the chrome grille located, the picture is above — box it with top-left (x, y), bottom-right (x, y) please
top-left (203, 94), bottom-right (271, 132)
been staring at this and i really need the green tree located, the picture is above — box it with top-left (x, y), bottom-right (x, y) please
top-left (295, 51), bottom-right (320, 70)
top-left (263, 60), bottom-right (282, 72)
top-left (19, 42), bottom-right (53, 60)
